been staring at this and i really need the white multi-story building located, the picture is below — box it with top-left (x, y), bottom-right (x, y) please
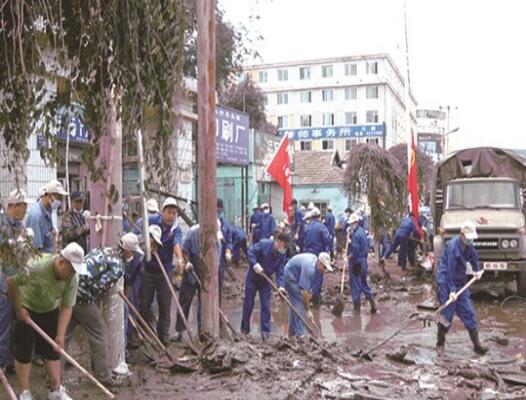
top-left (244, 54), bottom-right (417, 154)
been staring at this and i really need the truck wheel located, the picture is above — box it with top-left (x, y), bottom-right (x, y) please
top-left (517, 272), bottom-right (526, 297)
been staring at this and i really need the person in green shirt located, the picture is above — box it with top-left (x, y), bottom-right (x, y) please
top-left (7, 242), bottom-right (87, 400)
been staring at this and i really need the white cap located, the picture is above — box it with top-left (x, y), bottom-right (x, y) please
top-left (61, 243), bottom-right (88, 275)
top-left (308, 202), bottom-right (315, 210)
top-left (303, 211), bottom-right (311, 220)
top-left (120, 233), bottom-right (145, 255)
top-left (6, 189), bottom-right (28, 205)
top-left (260, 203), bottom-right (269, 209)
top-left (162, 197), bottom-right (178, 210)
top-left (461, 220), bottom-right (478, 240)
top-left (45, 179), bottom-right (68, 196)
top-left (252, 203), bottom-right (259, 210)
top-left (148, 225), bottom-right (162, 245)
top-left (310, 207), bottom-right (321, 218)
top-left (327, 205), bottom-right (333, 211)
top-left (348, 213), bottom-right (360, 224)
top-left (146, 198), bottom-right (160, 213)
top-left (38, 186), bottom-right (46, 198)
top-left (318, 252), bottom-right (333, 272)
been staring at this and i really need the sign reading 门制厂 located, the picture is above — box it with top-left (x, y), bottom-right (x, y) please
top-left (216, 105), bottom-right (250, 166)
top-left (280, 124), bottom-right (385, 141)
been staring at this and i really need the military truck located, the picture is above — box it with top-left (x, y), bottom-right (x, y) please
top-left (432, 147), bottom-right (526, 296)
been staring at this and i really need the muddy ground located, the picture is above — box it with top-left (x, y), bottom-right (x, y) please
top-left (4, 255), bottom-right (526, 400)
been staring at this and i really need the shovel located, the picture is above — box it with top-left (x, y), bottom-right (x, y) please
top-left (332, 240), bottom-right (349, 317)
top-left (0, 367), bottom-right (16, 400)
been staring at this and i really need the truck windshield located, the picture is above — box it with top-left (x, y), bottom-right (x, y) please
top-left (446, 181), bottom-right (520, 210)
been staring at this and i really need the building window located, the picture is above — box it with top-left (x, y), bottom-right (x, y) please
top-left (300, 67), bottom-right (311, 80)
top-left (344, 87), bottom-right (357, 100)
top-left (322, 113), bottom-right (334, 126)
top-left (345, 63), bottom-right (357, 76)
top-left (366, 110), bottom-right (379, 123)
top-left (322, 64), bottom-right (333, 78)
top-left (277, 92), bottom-right (288, 105)
top-left (278, 69), bottom-right (288, 81)
top-left (366, 61), bottom-right (378, 74)
top-left (345, 139), bottom-right (357, 151)
top-left (366, 86), bottom-right (379, 99)
top-left (300, 141), bottom-right (312, 151)
top-left (322, 89), bottom-right (333, 102)
top-left (322, 140), bottom-right (334, 150)
top-left (300, 114), bottom-right (312, 127)
top-left (300, 90), bottom-right (312, 103)
top-left (345, 112), bottom-right (357, 125)
top-left (367, 138), bottom-right (380, 145)
top-left (278, 116), bottom-right (289, 129)
top-left (258, 70), bottom-right (268, 83)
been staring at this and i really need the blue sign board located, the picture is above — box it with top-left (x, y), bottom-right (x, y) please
top-left (280, 124), bottom-right (384, 141)
top-left (216, 105), bottom-right (249, 166)
top-left (37, 115), bottom-right (91, 149)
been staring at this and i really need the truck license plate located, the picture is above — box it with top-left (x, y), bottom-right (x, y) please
top-left (483, 262), bottom-right (508, 271)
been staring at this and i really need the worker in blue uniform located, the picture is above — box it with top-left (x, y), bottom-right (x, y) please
top-left (231, 225), bottom-right (248, 265)
top-left (217, 198), bottom-right (233, 295)
top-left (250, 204), bottom-right (263, 244)
top-left (347, 213), bottom-right (377, 313)
top-left (436, 220), bottom-right (488, 355)
top-left (259, 203), bottom-right (276, 240)
top-left (323, 206), bottom-right (336, 257)
top-left (303, 207), bottom-right (332, 307)
top-left (284, 252), bottom-right (332, 337)
top-left (240, 233), bottom-right (290, 338)
top-left (380, 212), bottom-right (420, 268)
top-left (290, 199), bottom-right (305, 252)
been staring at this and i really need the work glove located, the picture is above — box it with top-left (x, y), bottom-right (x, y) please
top-left (253, 263), bottom-right (264, 275)
top-left (294, 232), bottom-right (299, 240)
top-left (278, 287), bottom-right (288, 297)
top-left (185, 262), bottom-right (193, 272)
top-left (473, 270), bottom-right (484, 280)
top-left (306, 310), bottom-right (314, 322)
top-left (448, 291), bottom-right (458, 303)
top-left (251, 223), bottom-right (257, 228)
top-left (225, 250), bottom-right (232, 263)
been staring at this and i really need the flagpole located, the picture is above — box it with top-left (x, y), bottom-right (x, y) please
top-left (403, 0), bottom-right (412, 211)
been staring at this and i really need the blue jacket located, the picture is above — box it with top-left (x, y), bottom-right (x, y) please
top-left (304, 220), bottom-right (331, 256)
top-left (250, 211), bottom-right (263, 241)
top-left (247, 239), bottom-right (287, 288)
top-left (284, 253), bottom-right (317, 291)
top-left (25, 201), bottom-right (54, 253)
top-left (143, 214), bottom-right (182, 274)
top-left (323, 211), bottom-right (336, 236)
top-left (260, 212), bottom-right (276, 239)
top-left (437, 236), bottom-right (480, 293)
top-left (291, 208), bottom-right (305, 239)
top-left (219, 214), bottom-right (233, 251)
top-left (395, 216), bottom-right (419, 239)
top-left (347, 225), bottom-right (368, 268)
top-left (231, 225), bottom-right (247, 246)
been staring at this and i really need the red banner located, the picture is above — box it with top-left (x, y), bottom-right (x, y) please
top-left (266, 135), bottom-right (293, 214)
top-left (408, 130), bottom-right (420, 230)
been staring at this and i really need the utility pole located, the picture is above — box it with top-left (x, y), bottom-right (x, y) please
top-left (89, 90), bottom-right (127, 373)
top-left (197, 0), bottom-right (219, 338)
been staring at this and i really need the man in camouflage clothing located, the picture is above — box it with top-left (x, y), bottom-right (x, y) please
top-left (65, 233), bottom-right (142, 385)
top-left (60, 191), bottom-right (89, 253)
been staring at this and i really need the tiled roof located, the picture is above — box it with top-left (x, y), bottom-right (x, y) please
top-left (292, 151), bottom-right (344, 185)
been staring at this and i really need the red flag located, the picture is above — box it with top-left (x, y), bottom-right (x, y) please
top-left (408, 130), bottom-right (421, 230)
top-left (266, 135), bottom-right (293, 214)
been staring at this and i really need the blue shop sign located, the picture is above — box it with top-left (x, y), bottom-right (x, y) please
top-left (280, 124), bottom-right (384, 141)
top-left (37, 113), bottom-right (91, 149)
top-left (216, 105), bottom-right (249, 166)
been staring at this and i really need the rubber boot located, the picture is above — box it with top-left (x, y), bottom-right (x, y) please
top-left (369, 298), bottom-right (377, 314)
top-left (468, 329), bottom-right (489, 355)
top-left (353, 301), bottom-right (361, 312)
top-left (436, 323), bottom-right (447, 355)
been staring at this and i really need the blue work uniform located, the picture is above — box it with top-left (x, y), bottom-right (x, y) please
top-left (250, 210), bottom-right (263, 244)
top-left (139, 214), bottom-right (182, 338)
top-left (176, 225), bottom-right (221, 334)
top-left (0, 214), bottom-right (25, 369)
top-left (25, 200), bottom-right (54, 253)
top-left (241, 239), bottom-right (287, 336)
top-left (323, 211), bottom-right (336, 254)
top-left (284, 254), bottom-right (317, 337)
top-left (218, 214), bottom-right (233, 295)
top-left (436, 236), bottom-right (480, 331)
top-left (304, 220), bottom-right (332, 298)
top-left (231, 225), bottom-right (248, 263)
top-left (260, 212), bottom-right (276, 240)
top-left (347, 225), bottom-right (373, 303)
top-left (291, 207), bottom-right (305, 251)
top-left (124, 251), bottom-right (144, 339)
top-left (382, 216), bottom-right (419, 268)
